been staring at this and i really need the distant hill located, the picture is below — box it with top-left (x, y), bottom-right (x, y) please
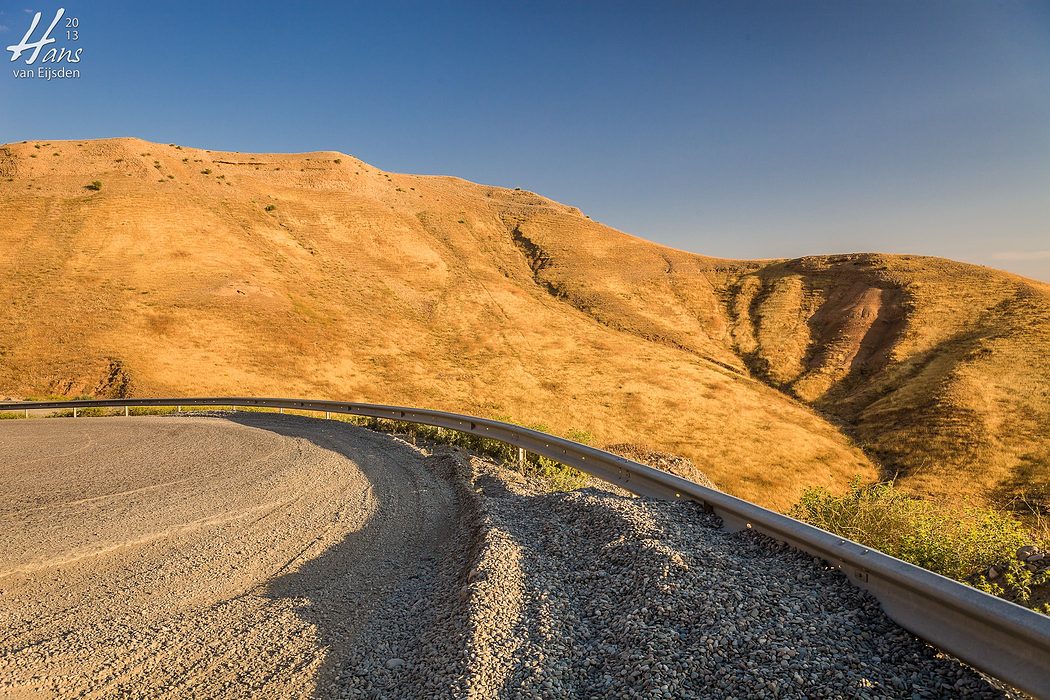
top-left (1, 137), bottom-right (1046, 511)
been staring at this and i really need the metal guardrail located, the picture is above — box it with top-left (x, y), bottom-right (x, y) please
top-left (2, 396), bottom-right (1048, 697)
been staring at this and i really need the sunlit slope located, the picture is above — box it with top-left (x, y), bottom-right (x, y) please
top-left (521, 214), bottom-right (1050, 508)
top-left (1, 138), bottom-right (1046, 510)
top-left (715, 255), bottom-right (1050, 508)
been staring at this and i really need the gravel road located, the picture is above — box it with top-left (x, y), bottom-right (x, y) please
top-left (0, 414), bottom-right (1017, 698)
top-left (0, 414), bottom-right (472, 698)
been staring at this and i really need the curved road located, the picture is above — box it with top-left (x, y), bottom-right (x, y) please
top-left (0, 414), bottom-right (469, 698)
top-left (0, 413), bottom-right (1017, 699)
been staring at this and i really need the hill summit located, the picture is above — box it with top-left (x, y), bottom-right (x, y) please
top-left (1, 137), bottom-right (1047, 510)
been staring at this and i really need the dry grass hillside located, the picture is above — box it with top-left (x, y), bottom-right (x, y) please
top-left (1, 137), bottom-right (1046, 512)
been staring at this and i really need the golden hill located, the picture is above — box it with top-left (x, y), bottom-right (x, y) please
top-left (1, 137), bottom-right (1047, 511)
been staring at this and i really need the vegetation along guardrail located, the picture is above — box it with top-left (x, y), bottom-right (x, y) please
top-left (3, 396), bottom-right (1048, 697)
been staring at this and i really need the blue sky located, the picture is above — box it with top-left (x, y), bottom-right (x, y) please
top-left (2, 1), bottom-right (1048, 281)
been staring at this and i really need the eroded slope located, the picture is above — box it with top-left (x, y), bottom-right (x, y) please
top-left (1, 138), bottom-right (1047, 509)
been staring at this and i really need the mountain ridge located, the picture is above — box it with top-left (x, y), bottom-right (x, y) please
top-left (2, 137), bottom-right (1047, 511)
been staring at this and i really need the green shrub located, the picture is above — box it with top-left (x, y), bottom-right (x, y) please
top-left (974, 560), bottom-right (1050, 613)
top-left (200, 169), bottom-right (212, 175)
top-left (792, 478), bottom-right (1047, 612)
top-left (77, 407), bottom-right (113, 417)
top-left (792, 478), bottom-right (1028, 579)
top-left (128, 406), bottom-right (178, 416)
top-left (344, 415), bottom-right (587, 491)
top-left (522, 453), bottom-right (587, 491)
top-left (265, 204), bottom-right (276, 212)
top-left (565, 428), bottom-right (593, 445)
top-left (86, 180), bottom-right (102, 191)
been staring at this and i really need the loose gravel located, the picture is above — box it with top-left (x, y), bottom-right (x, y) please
top-left (0, 414), bottom-right (1020, 698)
top-left (457, 457), bottom-right (1018, 700)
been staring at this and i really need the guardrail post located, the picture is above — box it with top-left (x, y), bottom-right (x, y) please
top-left (24, 408), bottom-right (28, 419)
top-left (279, 407), bottom-right (284, 415)
top-left (73, 407), bottom-right (78, 418)
top-left (124, 406), bottom-right (129, 417)
top-left (518, 447), bottom-right (526, 469)
top-left (326, 411), bottom-right (331, 420)
top-left (177, 405), bottom-right (182, 413)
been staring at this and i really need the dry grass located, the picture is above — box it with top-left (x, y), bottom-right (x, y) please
top-left (0, 138), bottom-right (1046, 513)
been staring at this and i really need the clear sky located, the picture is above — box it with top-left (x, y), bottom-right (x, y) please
top-left (2, 1), bottom-right (1048, 281)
